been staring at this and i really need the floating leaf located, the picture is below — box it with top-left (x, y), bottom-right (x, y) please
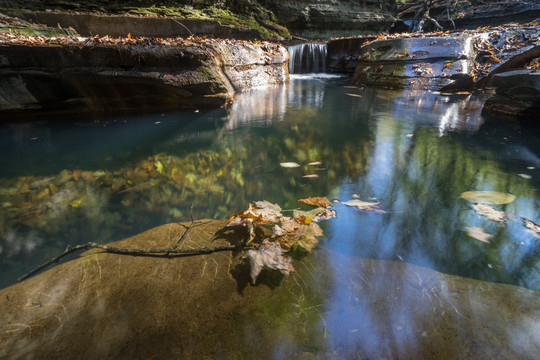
top-left (308, 161), bottom-right (322, 166)
top-left (465, 227), bottom-right (493, 243)
top-left (340, 199), bottom-right (385, 213)
top-left (522, 217), bottom-right (540, 233)
top-left (459, 191), bottom-right (516, 205)
top-left (244, 239), bottom-right (294, 284)
top-left (302, 174), bottom-right (319, 178)
top-left (472, 203), bottom-right (506, 223)
top-left (298, 196), bottom-right (331, 208)
top-left (293, 207), bottom-right (336, 222)
top-left (280, 162), bottom-right (300, 168)
top-left (346, 93), bottom-right (363, 98)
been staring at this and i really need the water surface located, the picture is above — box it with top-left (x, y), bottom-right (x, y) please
top-left (1, 75), bottom-right (540, 356)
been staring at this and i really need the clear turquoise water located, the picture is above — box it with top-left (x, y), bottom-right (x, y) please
top-left (2, 74), bottom-right (540, 293)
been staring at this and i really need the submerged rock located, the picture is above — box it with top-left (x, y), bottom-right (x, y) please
top-left (1, 220), bottom-right (539, 359)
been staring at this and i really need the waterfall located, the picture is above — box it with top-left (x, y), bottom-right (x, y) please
top-left (287, 43), bottom-right (328, 74)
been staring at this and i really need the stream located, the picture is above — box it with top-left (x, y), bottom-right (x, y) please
top-left (1, 73), bottom-right (540, 357)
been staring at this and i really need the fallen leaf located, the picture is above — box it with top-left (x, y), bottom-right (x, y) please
top-left (465, 227), bottom-right (493, 243)
top-left (308, 161), bottom-right (322, 166)
top-left (302, 174), bottom-right (319, 178)
top-left (155, 160), bottom-right (164, 174)
top-left (522, 217), bottom-right (540, 233)
top-left (459, 191), bottom-right (516, 205)
top-left (253, 200), bottom-right (282, 222)
top-left (244, 239), bottom-right (294, 284)
top-left (340, 199), bottom-right (385, 213)
top-left (298, 196), bottom-right (331, 208)
top-left (280, 162), bottom-right (301, 168)
top-left (472, 203), bottom-right (506, 223)
top-left (69, 199), bottom-right (82, 208)
top-left (346, 93), bottom-right (363, 98)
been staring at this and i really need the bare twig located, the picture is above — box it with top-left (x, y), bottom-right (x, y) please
top-left (17, 241), bottom-right (246, 283)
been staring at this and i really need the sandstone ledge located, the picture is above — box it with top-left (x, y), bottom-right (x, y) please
top-left (0, 35), bottom-right (289, 114)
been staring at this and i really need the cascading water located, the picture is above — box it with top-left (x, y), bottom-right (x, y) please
top-left (287, 43), bottom-right (328, 74)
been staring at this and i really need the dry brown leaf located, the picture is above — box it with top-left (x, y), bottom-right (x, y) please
top-left (522, 217), bottom-right (540, 233)
top-left (471, 203), bottom-right (506, 223)
top-left (298, 196), bottom-right (331, 208)
top-left (244, 239), bottom-right (294, 284)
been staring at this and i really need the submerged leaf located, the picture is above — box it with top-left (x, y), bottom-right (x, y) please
top-left (465, 227), bottom-right (493, 243)
top-left (280, 162), bottom-right (301, 168)
top-left (459, 191), bottom-right (516, 205)
top-left (472, 203), bottom-right (506, 223)
top-left (298, 196), bottom-right (331, 208)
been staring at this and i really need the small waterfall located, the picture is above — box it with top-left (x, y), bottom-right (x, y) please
top-left (287, 43), bottom-right (328, 74)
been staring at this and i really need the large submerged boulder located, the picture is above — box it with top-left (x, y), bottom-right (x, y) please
top-left (1, 220), bottom-right (540, 359)
top-left (0, 34), bottom-right (288, 113)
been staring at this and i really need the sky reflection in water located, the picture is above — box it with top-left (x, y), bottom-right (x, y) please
top-left (1, 76), bottom-right (540, 357)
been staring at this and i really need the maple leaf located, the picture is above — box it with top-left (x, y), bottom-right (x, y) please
top-left (244, 239), bottom-right (294, 284)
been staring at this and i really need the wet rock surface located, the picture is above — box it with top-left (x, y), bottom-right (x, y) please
top-left (483, 70), bottom-right (540, 119)
top-left (396, 0), bottom-right (540, 32)
top-left (351, 23), bottom-right (540, 92)
top-left (1, 220), bottom-right (539, 359)
top-left (0, 34), bottom-right (288, 113)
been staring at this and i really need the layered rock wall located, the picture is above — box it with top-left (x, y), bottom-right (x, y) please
top-left (0, 36), bottom-right (288, 113)
top-left (260, 0), bottom-right (395, 39)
